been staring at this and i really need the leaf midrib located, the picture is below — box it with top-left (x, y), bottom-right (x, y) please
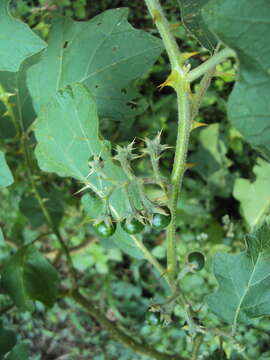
top-left (232, 252), bottom-right (262, 327)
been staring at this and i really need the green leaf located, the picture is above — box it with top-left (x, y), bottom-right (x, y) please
top-left (111, 226), bottom-right (144, 260)
top-left (81, 193), bottom-right (104, 220)
top-left (19, 187), bottom-right (64, 228)
top-left (1, 245), bottom-right (59, 311)
top-left (202, 0), bottom-right (270, 158)
top-left (177, 0), bottom-right (217, 52)
top-left (34, 83), bottom-right (106, 179)
top-left (0, 151), bottom-right (13, 188)
top-left (233, 158), bottom-right (270, 228)
top-left (0, 0), bottom-right (46, 72)
top-left (190, 124), bottom-right (233, 196)
top-left (230, 351), bottom-right (244, 360)
top-left (0, 327), bottom-right (16, 359)
top-left (5, 343), bottom-right (30, 360)
top-left (35, 83), bottom-right (144, 259)
top-left (207, 223), bottom-right (270, 325)
top-left (27, 8), bottom-right (162, 121)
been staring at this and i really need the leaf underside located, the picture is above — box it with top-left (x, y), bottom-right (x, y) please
top-left (0, 151), bottom-right (14, 188)
top-left (178, 0), bottom-right (217, 52)
top-left (233, 158), bottom-right (270, 228)
top-left (202, 0), bottom-right (270, 158)
top-left (207, 223), bottom-right (270, 325)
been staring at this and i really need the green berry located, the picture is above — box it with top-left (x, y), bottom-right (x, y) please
top-left (93, 217), bottom-right (116, 237)
top-left (121, 218), bottom-right (144, 234)
top-left (145, 312), bottom-right (159, 325)
top-left (188, 251), bottom-right (205, 271)
top-left (152, 207), bottom-right (171, 230)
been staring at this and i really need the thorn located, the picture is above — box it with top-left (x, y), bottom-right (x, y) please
top-left (157, 71), bottom-right (179, 91)
top-left (159, 269), bottom-right (168, 279)
top-left (192, 122), bottom-right (208, 130)
top-left (170, 23), bottom-right (181, 31)
top-left (152, 9), bottom-right (161, 22)
top-left (73, 184), bottom-right (91, 196)
top-left (157, 78), bottom-right (173, 91)
top-left (181, 52), bottom-right (199, 61)
top-left (214, 71), bottom-right (236, 78)
top-left (185, 163), bottom-right (195, 170)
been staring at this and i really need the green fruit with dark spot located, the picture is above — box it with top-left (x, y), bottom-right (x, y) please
top-left (145, 312), bottom-right (159, 325)
top-left (152, 207), bottom-right (171, 230)
top-left (121, 218), bottom-right (144, 234)
top-left (93, 218), bottom-right (116, 237)
top-left (188, 251), bottom-right (205, 271)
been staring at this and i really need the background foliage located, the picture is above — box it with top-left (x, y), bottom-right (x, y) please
top-left (0, 0), bottom-right (270, 359)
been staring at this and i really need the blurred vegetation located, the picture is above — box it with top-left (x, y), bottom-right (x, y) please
top-left (1, 1), bottom-right (269, 359)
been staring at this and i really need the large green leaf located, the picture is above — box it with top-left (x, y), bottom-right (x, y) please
top-left (5, 343), bottom-right (29, 360)
top-left (34, 83), bottom-right (105, 179)
top-left (35, 83), bottom-right (144, 258)
top-left (207, 223), bottom-right (270, 325)
top-left (178, 0), bottom-right (217, 52)
top-left (0, 151), bottom-right (13, 188)
top-left (202, 0), bottom-right (270, 158)
top-left (233, 158), bottom-right (270, 228)
top-left (0, 326), bottom-right (16, 360)
top-left (0, 0), bottom-right (46, 72)
top-left (27, 8), bottom-right (162, 121)
top-left (190, 124), bottom-right (233, 196)
top-left (1, 245), bottom-right (59, 311)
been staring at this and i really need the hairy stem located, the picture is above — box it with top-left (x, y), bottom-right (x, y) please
top-left (191, 67), bottom-right (216, 121)
top-left (187, 48), bottom-right (236, 82)
top-left (144, 0), bottom-right (183, 74)
top-left (70, 289), bottom-right (187, 360)
top-left (130, 235), bottom-right (169, 284)
top-left (145, 0), bottom-right (192, 285)
top-left (191, 335), bottom-right (203, 360)
top-left (167, 81), bottom-right (191, 282)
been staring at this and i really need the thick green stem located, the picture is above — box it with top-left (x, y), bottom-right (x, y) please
top-left (167, 81), bottom-right (191, 283)
top-left (70, 289), bottom-right (187, 360)
top-left (144, 0), bottom-right (192, 284)
top-left (144, 0), bottom-right (183, 74)
top-left (187, 48), bottom-right (236, 82)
